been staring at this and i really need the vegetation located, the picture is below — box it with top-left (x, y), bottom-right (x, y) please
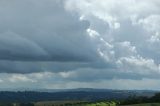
top-left (81, 101), bottom-right (116, 106)
top-left (0, 91), bottom-right (129, 103)
top-left (0, 102), bottom-right (34, 106)
top-left (34, 101), bottom-right (117, 106)
top-left (0, 101), bottom-right (116, 106)
top-left (1, 90), bottom-right (147, 103)
top-left (121, 103), bottom-right (160, 106)
top-left (0, 91), bottom-right (160, 106)
top-left (120, 92), bottom-right (160, 105)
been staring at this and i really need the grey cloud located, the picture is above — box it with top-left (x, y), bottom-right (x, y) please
top-left (0, 59), bottom-right (114, 73)
top-left (0, 0), bottom-right (159, 90)
top-left (0, 0), bottom-right (100, 62)
top-left (0, 0), bottom-right (160, 87)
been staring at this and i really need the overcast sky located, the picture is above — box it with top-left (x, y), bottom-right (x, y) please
top-left (0, 0), bottom-right (160, 90)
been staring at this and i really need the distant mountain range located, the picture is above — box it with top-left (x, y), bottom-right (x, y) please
top-left (0, 88), bottom-right (158, 103)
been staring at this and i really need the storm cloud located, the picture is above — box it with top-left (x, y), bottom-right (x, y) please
top-left (0, 0), bottom-right (102, 73)
top-left (0, 0), bottom-right (160, 89)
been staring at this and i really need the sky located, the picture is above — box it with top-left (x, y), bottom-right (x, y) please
top-left (0, 0), bottom-right (160, 90)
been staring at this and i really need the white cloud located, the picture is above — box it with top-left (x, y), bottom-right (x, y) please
top-left (65, 0), bottom-right (160, 75)
top-left (0, 79), bottom-right (3, 83)
top-left (117, 56), bottom-right (160, 75)
top-left (9, 74), bottom-right (36, 83)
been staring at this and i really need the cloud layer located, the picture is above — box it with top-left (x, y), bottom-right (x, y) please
top-left (0, 0), bottom-right (101, 73)
top-left (0, 0), bottom-right (160, 89)
top-left (65, 0), bottom-right (160, 78)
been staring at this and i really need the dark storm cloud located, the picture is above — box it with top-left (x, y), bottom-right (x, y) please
top-left (0, 0), bottom-right (160, 90)
top-left (0, 0), bottom-right (100, 62)
top-left (0, 0), bottom-right (109, 73)
top-left (0, 0), bottom-right (160, 85)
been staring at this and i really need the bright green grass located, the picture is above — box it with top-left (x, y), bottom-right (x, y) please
top-left (82, 101), bottom-right (116, 106)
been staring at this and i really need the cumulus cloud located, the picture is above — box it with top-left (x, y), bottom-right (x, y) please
top-left (64, 0), bottom-right (160, 79)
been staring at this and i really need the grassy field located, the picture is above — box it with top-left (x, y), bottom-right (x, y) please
top-left (84, 102), bottom-right (116, 106)
top-left (34, 101), bottom-right (116, 106)
top-left (1, 102), bottom-right (160, 106)
top-left (121, 103), bottom-right (160, 106)
top-left (34, 101), bottom-right (83, 106)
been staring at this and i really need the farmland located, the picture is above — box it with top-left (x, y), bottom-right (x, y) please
top-left (34, 101), bottom-right (116, 106)
top-left (0, 101), bottom-right (117, 106)
top-left (2, 102), bottom-right (160, 106)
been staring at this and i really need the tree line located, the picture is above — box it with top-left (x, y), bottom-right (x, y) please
top-left (120, 92), bottom-right (160, 105)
